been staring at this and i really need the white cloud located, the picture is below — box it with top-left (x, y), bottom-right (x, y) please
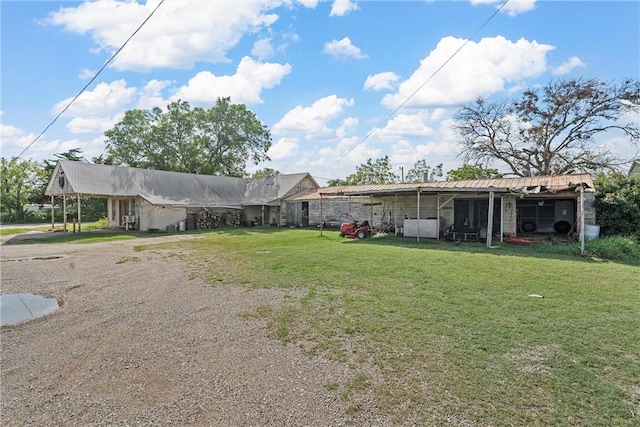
top-left (601, 135), bottom-right (640, 164)
top-left (371, 110), bottom-right (437, 144)
top-left (44, 0), bottom-right (292, 72)
top-left (272, 95), bottom-right (355, 137)
top-left (552, 56), bottom-right (586, 75)
top-left (336, 117), bottom-right (358, 138)
top-left (471, 0), bottom-right (537, 17)
top-left (78, 68), bottom-right (96, 80)
top-left (138, 79), bottom-right (172, 110)
top-left (322, 37), bottom-right (368, 60)
top-left (268, 137), bottom-right (299, 160)
top-left (381, 36), bottom-right (553, 108)
top-left (0, 124), bottom-right (106, 162)
top-left (49, 80), bottom-right (136, 134)
top-left (364, 72), bottom-right (400, 91)
top-left (252, 38), bottom-right (275, 60)
top-left (171, 56), bottom-right (291, 106)
top-left (330, 0), bottom-right (359, 17)
top-left (52, 80), bottom-right (137, 118)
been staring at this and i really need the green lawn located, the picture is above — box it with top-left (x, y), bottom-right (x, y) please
top-left (147, 228), bottom-right (640, 426)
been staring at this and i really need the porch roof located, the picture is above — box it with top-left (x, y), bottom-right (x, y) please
top-left (314, 173), bottom-right (593, 197)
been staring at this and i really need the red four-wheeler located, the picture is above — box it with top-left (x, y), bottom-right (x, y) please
top-left (339, 220), bottom-right (372, 239)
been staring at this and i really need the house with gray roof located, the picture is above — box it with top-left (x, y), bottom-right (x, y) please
top-left (45, 161), bottom-right (319, 231)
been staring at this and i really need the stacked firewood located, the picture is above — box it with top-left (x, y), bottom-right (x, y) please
top-left (188, 209), bottom-right (242, 229)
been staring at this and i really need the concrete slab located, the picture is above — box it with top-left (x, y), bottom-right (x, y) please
top-left (0, 293), bottom-right (59, 326)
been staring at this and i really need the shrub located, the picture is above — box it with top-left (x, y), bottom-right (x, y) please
top-left (593, 172), bottom-right (640, 238)
top-left (582, 235), bottom-right (640, 264)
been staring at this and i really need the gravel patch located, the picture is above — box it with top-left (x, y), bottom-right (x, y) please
top-left (1, 235), bottom-right (389, 426)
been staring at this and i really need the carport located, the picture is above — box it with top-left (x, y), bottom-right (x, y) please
top-left (313, 174), bottom-right (595, 251)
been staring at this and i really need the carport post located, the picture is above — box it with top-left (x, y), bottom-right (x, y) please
top-left (579, 185), bottom-right (585, 254)
top-left (50, 195), bottom-right (55, 230)
top-left (437, 195), bottom-right (440, 240)
top-left (77, 194), bottom-right (82, 232)
top-left (370, 195), bottom-right (374, 235)
top-left (63, 195), bottom-right (67, 232)
top-left (320, 194), bottom-right (324, 236)
top-left (416, 189), bottom-right (420, 242)
top-left (486, 191), bottom-right (494, 248)
top-left (394, 194), bottom-right (398, 236)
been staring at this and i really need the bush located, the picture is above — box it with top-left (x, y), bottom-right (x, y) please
top-left (593, 172), bottom-right (640, 238)
top-left (582, 235), bottom-right (640, 264)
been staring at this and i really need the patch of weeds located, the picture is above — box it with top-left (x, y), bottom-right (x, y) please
top-left (342, 371), bottom-right (372, 399)
top-left (345, 402), bottom-right (363, 416)
top-left (323, 381), bottom-right (340, 392)
top-left (583, 235), bottom-right (640, 264)
top-left (240, 304), bottom-right (275, 320)
top-left (116, 256), bottom-right (140, 264)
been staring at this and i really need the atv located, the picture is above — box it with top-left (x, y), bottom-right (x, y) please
top-left (339, 220), bottom-right (372, 239)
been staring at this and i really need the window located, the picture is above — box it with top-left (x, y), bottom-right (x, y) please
top-left (111, 199), bottom-right (116, 221)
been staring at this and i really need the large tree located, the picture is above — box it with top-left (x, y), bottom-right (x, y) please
top-left (405, 160), bottom-right (443, 183)
top-left (0, 157), bottom-right (42, 221)
top-left (105, 98), bottom-right (272, 176)
top-left (329, 156), bottom-right (398, 186)
top-left (454, 78), bottom-right (640, 176)
top-left (446, 164), bottom-right (501, 181)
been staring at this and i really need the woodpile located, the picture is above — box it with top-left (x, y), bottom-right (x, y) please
top-left (187, 209), bottom-right (242, 230)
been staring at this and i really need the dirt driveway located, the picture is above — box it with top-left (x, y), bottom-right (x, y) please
top-left (1, 234), bottom-right (386, 426)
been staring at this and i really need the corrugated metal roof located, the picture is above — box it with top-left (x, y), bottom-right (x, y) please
top-left (46, 161), bottom-right (317, 207)
top-left (313, 173), bottom-right (594, 197)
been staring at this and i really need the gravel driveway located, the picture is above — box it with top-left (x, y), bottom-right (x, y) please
top-left (1, 234), bottom-right (387, 426)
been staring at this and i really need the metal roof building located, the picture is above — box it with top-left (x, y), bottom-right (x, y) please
top-left (45, 161), bottom-right (319, 231)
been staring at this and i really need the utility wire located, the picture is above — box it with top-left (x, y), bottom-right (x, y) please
top-left (17, 0), bottom-right (165, 159)
top-left (318, 0), bottom-right (510, 178)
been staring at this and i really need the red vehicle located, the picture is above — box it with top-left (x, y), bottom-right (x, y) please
top-left (339, 220), bottom-right (372, 239)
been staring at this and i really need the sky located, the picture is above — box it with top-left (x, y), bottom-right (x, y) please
top-left (1, 0), bottom-right (639, 185)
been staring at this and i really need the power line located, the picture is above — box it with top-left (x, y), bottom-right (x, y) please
top-left (318, 0), bottom-right (510, 178)
top-left (17, 0), bottom-right (165, 159)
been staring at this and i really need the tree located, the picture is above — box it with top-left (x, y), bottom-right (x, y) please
top-left (593, 172), bottom-right (640, 237)
top-left (405, 160), bottom-right (443, 183)
top-left (340, 156), bottom-right (398, 185)
top-left (251, 168), bottom-right (281, 178)
top-left (454, 78), bottom-right (640, 176)
top-left (0, 157), bottom-right (42, 222)
top-left (105, 98), bottom-right (272, 177)
top-left (446, 164), bottom-right (501, 181)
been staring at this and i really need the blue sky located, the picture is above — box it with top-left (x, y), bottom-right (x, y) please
top-left (2, 0), bottom-right (639, 184)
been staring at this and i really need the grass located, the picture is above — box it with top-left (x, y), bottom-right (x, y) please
top-left (0, 218), bottom-right (109, 236)
top-left (4, 225), bottom-right (637, 423)
top-left (143, 228), bottom-right (640, 426)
